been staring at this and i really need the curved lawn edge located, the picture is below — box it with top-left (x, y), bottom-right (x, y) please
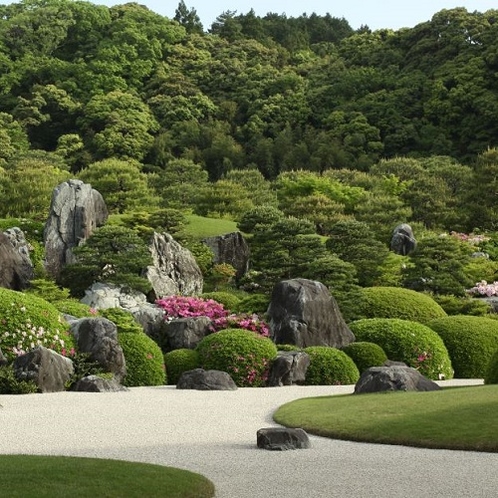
top-left (0, 455), bottom-right (215, 498)
top-left (273, 384), bottom-right (498, 453)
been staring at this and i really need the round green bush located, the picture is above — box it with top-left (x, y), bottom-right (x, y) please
top-left (484, 349), bottom-right (498, 384)
top-left (164, 348), bottom-right (200, 385)
top-left (196, 329), bottom-right (277, 387)
top-left (233, 293), bottom-right (270, 315)
top-left (304, 346), bottom-right (360, 385)
top-left (428, 315), bottom-right (498, 378)
top-left (200, 292), bottom-right (241, 312)
top-left (53, 300), bottom-right (99, 319)
top-left (341, 342), bottom-right (388, 373)
top-left (0, 288), bottom-right (75, 360)
top-left (100, 308), bottom-right (144, 334)
top-left (349, 318), bottom-right (453, 380)
top-left (118, 333), bottom-right (166, 387)
top-left (355, 287), bottom-right (447, 325)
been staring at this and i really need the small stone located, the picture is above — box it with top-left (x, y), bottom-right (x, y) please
top-left (257, 428), bottom-right (311, 451)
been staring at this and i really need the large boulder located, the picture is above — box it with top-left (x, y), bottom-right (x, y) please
top-left (43, 179), bottom-right (108, 281)
top-left (70, 317), bottom-right (126, 382)
top-left (354, 364), bottom-right (441, 394)
top-left (159, 317), bottom-right (212, 352)
top-left (144, 232), bottom-right (203, 300)
top-left (70, 375), bottom-right (128, 392)
top-left (176, 368), bottom-right (237, 390)
top-left (81, 282), bottom-right (148, 311)
top-left (267, 351), bottom-right (310, 387)
top-left (13, 346), bottom-right (74, 393)
top-left (267, 278), bottom-right (355, 349)
top-left (390, 223), bottom-right (417, 256)
top-left (0, 231), bottom-right (34, 290)
top-left (203, 232), bottom-right (250, 279)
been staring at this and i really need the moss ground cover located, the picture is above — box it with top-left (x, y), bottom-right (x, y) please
top-left (274, 385), bottom-right (498, 452)
top-left (184, 214), bottom-right (238, 238)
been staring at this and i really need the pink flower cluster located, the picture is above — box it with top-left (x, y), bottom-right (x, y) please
top-left (449, 231), bottom-right (489, 245)
top-left (466, 280), bottom-right (498, 297)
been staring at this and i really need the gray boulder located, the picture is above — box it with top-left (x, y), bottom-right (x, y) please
top-left (257, 428), bottom-right (311, 451)
top-left (70, 375), bottom-right (128, 392)
top-left (267, 278), bottom-right (355, 349)
top-left (144, 232), bottom-right (203, 300)
top-left (268, 351), bottom-right (310, 387)
top-left (133, 304), bottom-right (166, 339)
top-left (354, 364), bottom-right (441, 394)
top-left (0, 231), bottom-right (34, 290)
top-left (43, 179), bottom-right (108, 281)
top-left (70, 317), bottom-right (126, 382)
top-left (160, 317), bottom-right (212, 352)
top-left (390, 223), bottom-right (417, 256)
top-left (176, 368), bottom-right (237, 390)
top-left (81, 282), bottom-right (149, 311)
top-left (13, 346), bottom-right (74, 393)
top-left (203, 231), bottom-right (250, 279)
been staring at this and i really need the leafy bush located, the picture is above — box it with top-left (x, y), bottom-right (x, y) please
top-left (349, 318), bottom-right (453, 380)
top-left (0, 365), bottom-right (38, 394)
top-left (0, 288), bottom-right (74, 361)
top-left (341, 342), bottom-right (388, 373)
top-left (164, 348), bottom-right (200, 385)
top-left (53, 300), bottom-right (99, 319)
top-left (99, 308), bottom-right (143, 334)
top-left (200, 292), bottom-right (241, 311)
top-left (118, 333), bottom-right (166, 387)
top-left (66, 352), bottom-right (109, 389)
top-left (196, 329), bottom-right (277, 387)
top-left (304, 346), bottom-right (360, 385)
top-left (233, 293), bottom-right (270, 315)
top-left (25, 279), bottom-right (71, 303)
top-left (433, 294), bottom-right (492, 316)
top-left (354, 287), bottom-right (447, 325)
top-left (484, 349), bottom-right (498, 384)
top-left (428, 315), bottom-right (498, 378)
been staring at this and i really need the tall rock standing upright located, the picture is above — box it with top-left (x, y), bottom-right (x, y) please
top-left (43, 179), bottom-right (108, 281)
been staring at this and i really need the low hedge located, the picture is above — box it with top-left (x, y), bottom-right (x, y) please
top-left (304, 346), bottom-right (360, 385)
top-left (341, 342), bottom-right (388, 373)
top-left (164, 348), bottom-right (200, 385)
top-left (484, 349), bottom-right (498, 385)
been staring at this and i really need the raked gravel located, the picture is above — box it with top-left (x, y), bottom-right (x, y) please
top-left (0, 379), bottom-right (496, 498)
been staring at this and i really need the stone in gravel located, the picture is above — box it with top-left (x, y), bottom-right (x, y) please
top-left (176, 368), bottom-right (238, 391)
top-left (257, 428), bottom-right (311, 451)
top-left (267, 351), bottom-right (310, 387)
top-left (70, 375), bottom-right (128, 392)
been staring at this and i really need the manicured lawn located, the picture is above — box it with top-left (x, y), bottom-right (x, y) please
top-left (274, 385), bottom-right (498, 452)
top-left (184, 214), bottom-right (238, 239)
top-left (0, 455), bottom-right (215, 498)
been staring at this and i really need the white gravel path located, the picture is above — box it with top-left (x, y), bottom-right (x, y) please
top-left (0, 379), bottom-right (496, 498)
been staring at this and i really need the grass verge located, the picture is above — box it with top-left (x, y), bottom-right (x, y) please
top-left (273, 385), bottom-right (498, 452)
top-left (184, 214), bottom-right (238, 239)
top-left (0, 455), bottom-right (215, 497)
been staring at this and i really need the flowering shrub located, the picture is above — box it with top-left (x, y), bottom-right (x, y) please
top-left (0, 288), bottom-right (75, 361)
top-left (466, 280), bottom-right (498, 297)
top-left (448, 232), bottom-right (489, 245)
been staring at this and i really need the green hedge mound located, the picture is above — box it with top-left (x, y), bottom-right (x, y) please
top-left (428, 315), bottom-right (498, 378)
top-left (341, 342), bottom-right (388, 373)
top-left (304, 346), bottom-right (360, 385)
top-left (200, 292), bottom-right (241, 312)
top-left (355, 287), bottom-right (447, 325)
top-left (349, 318), bottom-right (453, 380)
top-left (164, 348), bottom-right (200, 385)
top-left (484, 349), bottom-right (498, 384)
top-left (196, 329), bottom-right (277, 387)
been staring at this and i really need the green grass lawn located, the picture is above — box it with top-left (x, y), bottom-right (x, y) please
top-left (184, 214), bottom-right (238, 239)
top-left (0, 455), bottom-right (215, 498)
top-left (274, 385), bottom-right (498, 452)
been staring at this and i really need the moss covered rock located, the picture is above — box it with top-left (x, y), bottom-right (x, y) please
top-left (196, 329), bottom-right (277, 387)
top-left (349, 318), bottom-right (453, 380)
top-left (355, 287), bottom-right (447, 325)
top-left (164, 348), bottom-right (200, 385)
top-left (428, 315), bottom-right (498, 378)
top-left (341, 342), bottom-right (388, 373)
top-left (304, 346), bottom-right (360, 385)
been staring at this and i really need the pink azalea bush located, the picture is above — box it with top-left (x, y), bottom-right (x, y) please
top-left (467, 280), bottom-right (498, 297)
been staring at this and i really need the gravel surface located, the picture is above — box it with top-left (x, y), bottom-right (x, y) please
top-left (0, 379), bottom-right (496, 498)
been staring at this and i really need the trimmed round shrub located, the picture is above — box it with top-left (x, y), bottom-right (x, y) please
top-left (304, 347), bottom-right (360, 385)
top-left (233, 294), bottom-right (270, 315)
top-left (341, 342), bottom-right (388, 373)
top-left (100, 308), bottom-right (144, 334)
top-left (196, 329), bottom-right (277, 387)
top-left (349, 318), bottom-right (453, 380)
top-left (0, 288), bottom-right (74, 360)
top-left (355, 287), bottom-right (447, 325)
top-left (53, 300), bottom-right (99, 319)
top-left (200, 292), bottom-right (241, 312)
top-left (428, 315), bottom-right (498, 378)
top-left (164, 348), bottom-right (200, 385)
top-left (484, 349), bottom-right (498, 384)
top-left (118, 333), bottom-right (166, 387)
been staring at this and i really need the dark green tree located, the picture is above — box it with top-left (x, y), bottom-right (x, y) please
top-left (174, 1), bottom-right (203, 34)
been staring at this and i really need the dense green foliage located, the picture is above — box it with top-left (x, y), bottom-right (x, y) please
top-left (100, 308), bottom-right (144, 334)
top-left (200, 291), bottom-right (241, 311)
top-left (163, 348), bottom-right (200, 385)
top-left (349, 318), bottom-right (453, 380)
top-left (304, 346), bottom-right (360, 385)
top-left (484, 349), bottom-right (498, 385)
top-left (0, 365), bottom-right (38, 394)
top-left (428, 316), bottom-right (498, 378)
top-left (118, 332), bottom-right (166, 386)
top-left (354, 287), bottom-right (447, 324)
top-left (196, 329), bottom-right (277, 386)
top-left (341, 342), bottom-right (388, 373)
top-left (53, 299), bottom-right (98, 319)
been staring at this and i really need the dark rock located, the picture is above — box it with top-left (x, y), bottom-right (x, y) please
top-left (144, 232), bottom-right (203, 300)
top-left (257, 428), bottom-right (311, 451)
top-left (203, 232), bottom-right (250, 279)
top-left (268, 351), bottom-right (310, 387)
top-left (267, 278), bottom-right (355, 349)
top-left (70, 317), bottom-right (126, 382)
top-left (176, 368), bottom-right (237, 390)
top-left (354, 365), bottom-right (441, 394)
top-left (13, 346), bottom-right (74, 393)
top-left (390, 223), bottom-right (417, 256)
top-left (70, 375), bottom-right (128, 392)
top-left (132, 304), bottom-right (166, 339)
top-left (44, 179), bottom-right (108, 281)
top-left (161, 317), bottom-right (212, 352)
top-left (0, 232), bottom-right (34, 290)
